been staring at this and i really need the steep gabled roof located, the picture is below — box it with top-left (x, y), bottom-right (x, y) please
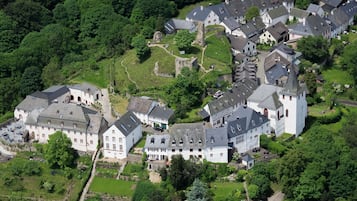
top-left (186, 6), bottom-right (212, 21)
top-left (149, 105), bottom-right (174, 121)
top-left (168, 123), bottom-right (206, 148)
top-left (127, 97), bottom-right (157, 115)
top-left (321, 0), bottom-right (343, 8)
top-left (290, 7), bottom-right (310, 19)
top-left (113, 111), bottom-right (141, 137)
top-left (222, 17), bottom-right (241, 31)
top-left (280, 68), bottom-right (303, 96)
top-left (265, 22), bottom-right (288, 41)
top-left (268, 6), bottom-right (288, 19)
top-left (258, 92), bottom-right (283, 110)
top-left (205, 127), bottom-right (228, 147)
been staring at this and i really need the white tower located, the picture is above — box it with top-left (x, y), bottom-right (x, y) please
top-left (279, 68), bottom-right (307, 136)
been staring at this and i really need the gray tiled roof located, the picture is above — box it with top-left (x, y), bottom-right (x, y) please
top-left (265, 63), bottom-right (289, 84)
top-left (16, 93), bottom-right (50, 111)
top-left (340, 0), bottom-right (357, 19)
top-left (127, 97), bottom-right (156, 115)
top-left (168, 123), bottom-right (206, 149)
top-left (222, 17), bottom-right (241, 30)
top-left (273, 43), bottom-right (295, 55)
top-left (205, 127), bottom-right (228, 147)
top-left (68, 82), bottom-right (99, 96)
top-left (280, 68), bottom-right (303, 96)
top-left (207, 79), bottom-right (258, 115)
top-left (226, 106), bottom-right (269, 138)
top-left (307, 4), bottom-right (322, 13)
top-left (242, 153), bottom-right (254, 162)
top-left (38, 103), bottom-right (95, 123)
top-left (258, 92), bottom-right (283, 110)
top-left (228, 35), bottom-right (248, 51)
top-left (248, 84), bottom-right (283, 103)
top-left (234, 62), bottom-right (257, 82)
top-left (266, 22), bottom-right (288, 41)
top-left (144, 134), bottom-right (170, 149)
top-left (209, 3), bottom-right (231, 21)
top-left (290, 8), bottom-right (309, 19)
top-left (289, 14), bottom-right (330, 37)
top-left (149, 105), bottom-right (174, 121)
top-left (186, 5), bottom-right (212, 21)
top-left (264, 52), bottom-right (290, 71)
top-left (268, 6), bottom-right (288, 19)
top-left (113, 111), bottom-right (141, 137)
top-left (321, 0), bottom-right (343, 7)
top-left (164, 19), bottom-right (197, 34)
top-left (327, 7), bottom-right (350, 29)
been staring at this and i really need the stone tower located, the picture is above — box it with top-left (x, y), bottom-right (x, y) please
top-left (195, 21), bottom-right (205, 47)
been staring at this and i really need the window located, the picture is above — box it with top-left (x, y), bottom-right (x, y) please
top-left (119, 138), bottom-right (122, 143)
top-left (220, 153), bottom-right (223, 157)
top-left (119, 145), bottom-right (123, 151)
top-left (74, 138), bottom-right (77, 142)
top-left (48, 127), bottom-right (50, 131)
top-left (80, 139), bottom-right (83, 144)
top-left (236, 135), bottom-right (244, 143)
top-left (42, 134), bottom-right (45, 138)
top-left (172, 149), bottom-right (175, 152)
top-left (179, 149), bottom-right (182, 152)
top-left (112, 130), bottom-right (115, 133)
top-left (112, 137), bottom-right (115, 142)
top-left (74, 131), bottom-right (76, 134)
top-left (210, 153), bottom-right (213, 157)
top-left (73, 123), bottom-right (77, 128)
top-left (190, 149), bottom-right (193, 152)
top-left (286, 109), bottom-right (289, 117)
top-left (283, 95), bottom-right (285, 99)
top-left (289, 96), bottom-right (292, 100)
top-left (113, 144), bottom-right (116, 150)
top-left (105, 136), bottom-right (109, 141)
top-left (61, 122), bottom-right (64, 127)
top-left (90, 140), bottom-right (93, 144)
top-left (47, 120), bottom-right (51, 125)
top-left (106, 143), bottom-right (109, 149)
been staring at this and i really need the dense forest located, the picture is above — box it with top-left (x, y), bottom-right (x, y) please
top-left (0, 0), bottom-right (211, 116)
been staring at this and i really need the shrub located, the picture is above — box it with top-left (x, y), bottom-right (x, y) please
top-left (236, 170), bottom-right (248, 182)
top-left (23, 161), bottom-right (42, 176)
top-left (43, 181), bottom-right (55, 193)
top-left (317, 108), bottom-right (342, 124)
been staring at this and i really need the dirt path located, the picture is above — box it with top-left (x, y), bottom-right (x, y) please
top-left (268, 191), bottom-right (285, 201)
top-left (99, 88), bottom-right (116, 125)
top-left (243, 180), bottom-right (251, 201)
top-left (79, 149), bottom-right (101, 201)
top-left (120, 58), bottom-right (138, 89)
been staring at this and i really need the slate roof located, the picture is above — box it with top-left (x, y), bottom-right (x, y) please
top-left (42, 85), bottom-right (70, 101)
top-left (205, 127), bottom-right (228, 147)
top-left (327, 7), bottom-right (350, 29)
top-left (127, 97), bottom-right (157, 115)
top-left (268, 6), bottom-right (288, 19)
top-left (222, 17), bottom-right (241, 30)
top-left (265, 64), bottom-right (289, 84)
top-left (273, 43), bottom-right (295, 55)
top-left (234, 62), bottom-right (257, 82)
top-left (234, 53), bottom-right (248, 63)
top-left (228, 35), bottom-right (249, 51)
top-left (340, 0), bottom-right (357, 19)
top-left (321, 0), bottom-right (343, 8)
top-left (288, 15), bottom-right (330, 37)
top-left (265, 22), bottom-right (288, 41)
top-left (113, 111), bottom-right (141, 137)
top-left (164, 19), bottom-right (197, 34)
top-left (307, 4), bottom-right (322, 14)
top-left (168, 123), bottom-right (206, 148)
top-left (280, 67), bottom-right (303, 96)
top-left (186, 5), bottom-right (212, 21)
top-left (241, 21), bottom-right (259, 38)
top-left (68, 82), bottom-right (99, 95)
top-left (149, 105), bottom-right (174, 121)
top-left (225, 0), bottom-right (293, 18)
top-left (290, 8), bottom-right (309, 19)
top-left (207, 79), bottom-right (258, 115)
top-left (242, 153), bottom-right (254, 162)
top-left (248, 84), bottom-right (283, 103)
top-left (264, 51), bottom-right (290, 71)
top-left (145, 134), bottom-right (170, 149)
top-left (226, 106), bottom-right (269, 138)
top-left (209, 3), bottom-right (231, 21)
top-left (38, 103), bottom-right (94, 123)
top-left (258, 92), bottom-right (283, 110)
top-left (16, 92), bottom-right (50, 111)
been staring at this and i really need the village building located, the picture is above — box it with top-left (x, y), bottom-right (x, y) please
top-left (102, 111), bottom-right (142, 159)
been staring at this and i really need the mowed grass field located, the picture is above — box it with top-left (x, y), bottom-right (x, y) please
top-left (89, 177), bottom-right (136, 197)
top-left (322, 68), bottom-right (354, 85)
top-left (211, 181), bottom-right (245, 200)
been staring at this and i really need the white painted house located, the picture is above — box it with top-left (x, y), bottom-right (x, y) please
top-left (261, 6), bottom-right (289, 27)
top-left (127, 97), bottom-right (158, 125)
top-left (68, 83), bottom-right (102, 106)
top-left (103, 111), bottom-right (142, 159)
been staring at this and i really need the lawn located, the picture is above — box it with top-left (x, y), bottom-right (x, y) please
top-left (308, 103), bottom-right (337, 117)
top-left (89, 177), bottom-right (136, 197)
top-left (211, 181), bottom-right (245, 200)
top-left (118, 48), bottom-right (175, 90)
top-left (322, 69), bottom-right (354, 85)
top-left (176, 1), bottom-right (213, 19)
top-left (205, 34), bottom-right (232, 64)
top-left (134, 136), bottom-right (146, 148)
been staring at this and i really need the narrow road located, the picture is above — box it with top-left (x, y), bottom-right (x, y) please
top-left (337, 99), bottom-right (357, 107)
top-left (79, 148), bottom-right (101, 201)
top-left (243, 180), bottom-right (251, 201)
top-left (99, 88), bottom-right (116, 125)
top-left (254, 50), bottom-right (269, 85)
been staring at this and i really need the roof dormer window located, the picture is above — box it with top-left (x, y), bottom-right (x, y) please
top-left (190, 138), bottom-right (194, 144)
top-left (161, 138), bottom-right (165, 144)
top-left (179, 138), bottom-right (183, 145)
top-left (150, 138), bottom-right (155, 144)
top-left (172, 139), bottom-right (176, 145)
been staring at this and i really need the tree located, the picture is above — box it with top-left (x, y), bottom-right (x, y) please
top-left (41, 57), bottom-right (64, 88)
top-left (168, 155), bottom-right (200, 190)
top-left (132, 181), bottom-right (166, 201)
top-left (304, 71), bottom-right (317, 95)
top-left (174, 30), bottom-right (194, 53)
top-left (186, 179), bottom-right (211, 201)
top-left (248, 184), bottom-right (259, 200)
top-left (245, 6), bottom-right (259, 21)
top-left (131, 34), bottom-right (150, 62)
top-left (44, 131), bottom-right (75, 169)
top-left (297, 36), bottom-right (329, 63)
top-left (341, 40), bottom-right (357, 85)
top-left (165, 67), bottom-right (205, 113)
top-left (20, 66), bottom-right (43, 97)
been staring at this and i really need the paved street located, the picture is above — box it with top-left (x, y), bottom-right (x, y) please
top-left (99, 88), bottom-right (117, 125)
top-left (254, 50), bottom-right (269, 85)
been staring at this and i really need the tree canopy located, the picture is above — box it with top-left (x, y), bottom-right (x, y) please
top-left (245, 6), bottom-right (259, 21)
top-left (297, 36), bottom-right (329, 64)
top-left (186, 179), bottom-right (211, 201)
top-left (131, 34), bottom-right (151, 62)
top-left (174, 30), bottom-right (195, 53)
top-left (44, 131), bottom-right (75, 169)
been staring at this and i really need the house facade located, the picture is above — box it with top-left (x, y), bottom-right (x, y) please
top-left (26, 103), bottom-right (107, 152)
top-left (259, 22), bottom-right (289, 45)
top-left (228, 35), bottom-right (257, 57)
top-left (261, 6), bottom-right (289, 27)
top-left (103, 111), bottom-right (142, 159)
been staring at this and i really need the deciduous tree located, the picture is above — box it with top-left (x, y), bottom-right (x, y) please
top-left (297, 36), bottom-right (329, 64)
top-left (174, 30), bottom-right (195, 53)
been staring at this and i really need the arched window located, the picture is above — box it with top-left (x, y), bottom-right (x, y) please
top-left (264, 108), bottom-right (268, 117)
top-left (77, 96), bottom-right (81, 102)
top-left (286, 109), bottom-right (289, 117)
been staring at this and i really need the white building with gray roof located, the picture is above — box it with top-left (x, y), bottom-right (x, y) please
top-left (103, 111), bottom-right (142, 159)
top-left (26, 103), bottom-right (107, 152)
top-left (248, 69), bottom-right (307, 136)
top-left (261, 5), bottom-right (289, 27)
